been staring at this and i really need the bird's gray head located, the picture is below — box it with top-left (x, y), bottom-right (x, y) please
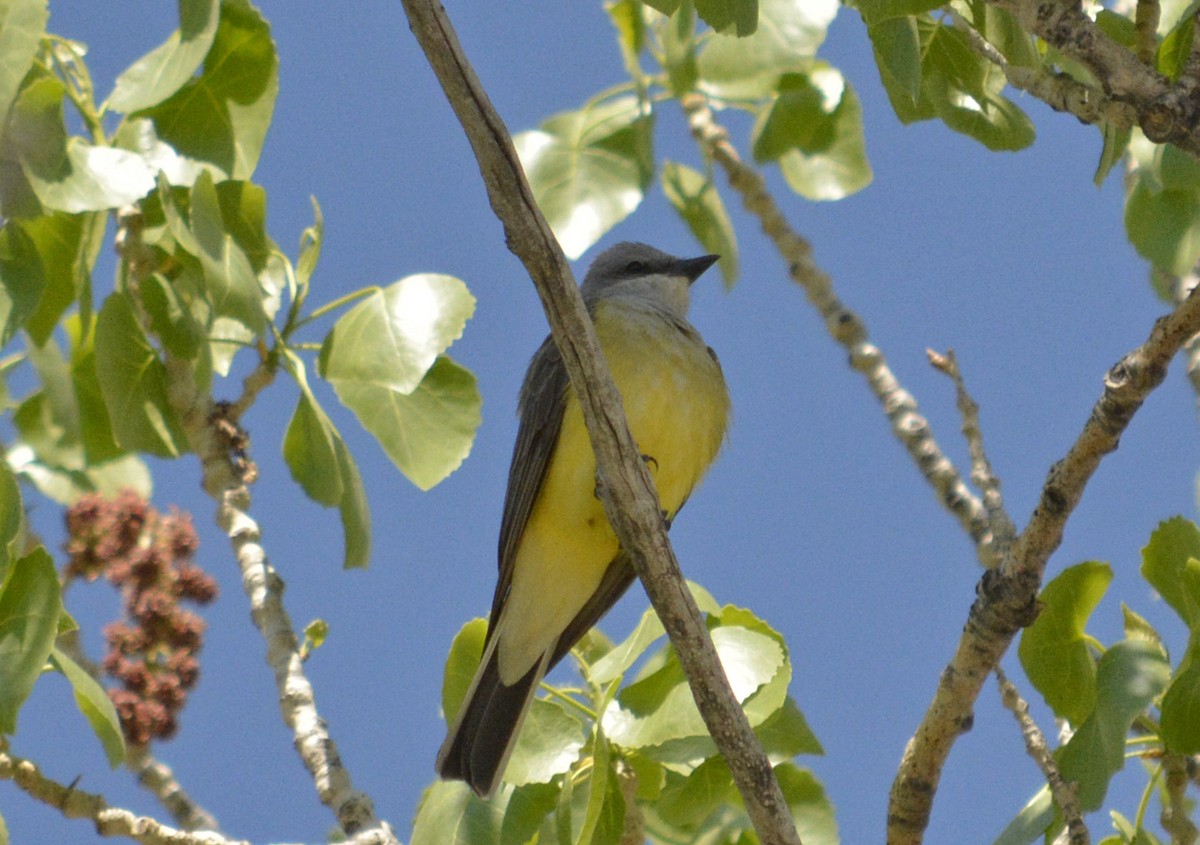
top-left (580, 242), bottom-right (719, 318)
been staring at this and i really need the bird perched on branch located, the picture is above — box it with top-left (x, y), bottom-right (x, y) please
top-left (437, 241), bottom-right (731, 798)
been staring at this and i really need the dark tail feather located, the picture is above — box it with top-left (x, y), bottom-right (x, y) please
top-left (436, 645), bottom-right (545, 798)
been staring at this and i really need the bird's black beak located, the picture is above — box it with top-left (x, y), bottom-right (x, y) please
top-left (677, 254), bottom-right (720, 284)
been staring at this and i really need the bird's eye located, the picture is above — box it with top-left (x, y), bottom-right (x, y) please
top-left (624, 260), bottom-right (647, 274)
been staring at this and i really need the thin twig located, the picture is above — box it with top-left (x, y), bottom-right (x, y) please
top-left (928, 349), bottom-right (1016, 557)
top-left (995, 668), bottom-right (1088, 845)
top-left (397, 3), bottom-right (802, 844)
top-left (1161, 752), bottom-right (1198, 845)
top-left (681, 94), bottom-right (999, 566)
top-left (888, 286), bottom-right (1200, 845)
top-left (0, 750), bottom-right (246, 845)
top-left (114, 210), bottom-right (398, 845)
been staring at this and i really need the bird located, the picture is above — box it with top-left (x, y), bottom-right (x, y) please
top-left (436, 241), bottom-right (731, 798)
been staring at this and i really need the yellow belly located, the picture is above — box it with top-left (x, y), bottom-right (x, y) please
top-left (497, 300), bottom-right (729, 683)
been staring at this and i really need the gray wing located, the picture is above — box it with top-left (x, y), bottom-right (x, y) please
top-left (488, 334), bottom-right (570, 628)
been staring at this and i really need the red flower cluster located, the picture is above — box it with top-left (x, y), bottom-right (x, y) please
top-left (64, 491), bottom-right (217, 746)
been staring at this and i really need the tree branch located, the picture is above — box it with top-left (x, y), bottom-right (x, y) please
top-left (887, 286), bottom-right (1200, 845)
top-left (115, 211), bottom-right (398, 845)
top-left (397, 3), bottom-right (801, 843)
top-left (986, 0), bottom-right (1200, 154)
top-left (0, 750), bottom-right (245, 845)
top-left (681, 94), bottom-right (1001, 567)
top-left (995, 668), bottom-right (1087, 845)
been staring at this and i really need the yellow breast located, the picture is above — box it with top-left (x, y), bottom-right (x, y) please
top-left (496, 298), bottom-right (729, 683)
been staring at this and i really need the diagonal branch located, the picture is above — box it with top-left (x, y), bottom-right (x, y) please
top-left (398, 2), bottom-right (802, 844)
top-left (888, 286), bottom-right (1200, 845)
top-left (681, 94), bottom-right (1000, 567)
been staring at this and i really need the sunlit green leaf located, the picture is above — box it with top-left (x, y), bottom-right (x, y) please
top-left (853, 0), bottom-right (945, 24)
top-left (661, 161), bottom-right (738, 286)
top-left (441, 617), bottom-right (487, 725)
top-left (1094, 122), bottom-right (1131, 187)
top-left (0, 220), bottom-right (43, 346)
top-left (48, 646), bottom-right (126, 767)
top-left (94, 292), bottom-right (188, 457)
top-left (411, 780), bottom-right (505, 845)
top-left (506, 699), bottom-right (586, 787)
top-left (1158, 0), bottom-right (1200, 79)
top-left (136, 0), bottom-right (278, 179)
top-left (753, 67), bottom-right (872, 200)
top-left (321, 275), bottom-right (480, 490)
top-left (869, 16), bottom-right (923, 106)
top-left (0, 458), bottom-right (22, 578)
top-left (1140, 516), bottom-right (1200, 628)
top-left (1125, 181), bottom-right (1200, 277)
top-left (109, 0), bottom-right (220, 113)
top-left (515, 96), bottom-right (654, 259)
top-left (1056, 639), bottom-right (1171, 811)
top-left (0, 0), bottom-right (47, 126)
top-left (697, 0), bottom-right (839, 98)
top-left (283, 378), bottom-right (343, 507)
top-left (658, 755), bottom-right (736, 827)
top-left (65, 315), bottom-right (125, 464)
top-left (9, 77), bottom-right (154, 212)
top-left (190, 170), bottom-right (265, 333)
top-left (0, 547), bottom-right (61, 734)
top-left (663, 1), bottom-right (699, 95)
top-left (295, 195), bottom-right (323, 291)
top-left (1018, 560), bottom-right (1112, 725)
top-left (755, 697), bottom-right (824, 759)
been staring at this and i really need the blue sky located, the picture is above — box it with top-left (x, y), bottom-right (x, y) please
top-left (6, 2), bottom-right (1198, 844)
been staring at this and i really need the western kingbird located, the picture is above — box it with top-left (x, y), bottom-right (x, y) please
top-left (436, 241), bottom-right (730, 797)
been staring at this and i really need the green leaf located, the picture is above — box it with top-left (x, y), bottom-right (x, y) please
top-left (514, 96), bottom-right (654, 260)
top-left (94, 292), bottom-right (188, 457)
top-left (48, 646), bottom-right (125, 767)
top-left (0, 220), bottom-right (44, 346)
top-left (695, 0), bottom-right (758, 34)
top-left (189, 170), bottom-right (265, 333)
top-left (696, 0), bottom-right (839, 98)
top-left (1160, 632), bottom-right (1200, 753)
top-left (854, 0), bottom-right (946, 25)
top-left (506, 699), bottom-right (586, 787)
top-left (19, 211), bottom-right (86, 345)
top-left (1056, 639), bottom-right (1171, 811)
top-left (0, 459), bottom-right (22, 578)
top-left (1018, 560), bottom-right (1112, 725)
top-left (300, 618), bottom-right (328, 658)
top-left (1125, 181), bottom-right (1200, 277)
top-left (411, 780), bottom-right (504, 845)
top-left (657, 755), bottom-right (736, 827)
top-left (332, 433), bottom-right (370, 569)
top-left (990, 785), bottom-right (1054, 845)
top-left (1140, 516), bottom-right (1200, 627)
top-left (0, 0), bottom-right (47, 126)
top-left (295, 195), bottom-right (324, 291)
top-left (320, 275), bottom-right (476, 395)
top-left (661, 161), bottom-right (738, 286)
top-left (8, 77), bottom-right (154, 212)
top-left (873, 18), bottom-right (1034, 150)
top-left (108, 0), bottom-right (220, 113)
top-left (605, 623), bottom-right (784, 754)
top-left (1121, 602), bottom-right (1165, 652)
top-left (440, 617), bottom-right (488, 725)
top-left (663, 1), bottom-right (700, 96)
top-left (0, 547), bottom-right (61, 734)
top-left (1158, 0), bottom-right (1200, 79)
top-left (0, 807), bottom-right (7, 845)
top-left (282, 351), bottom-right (371, 568)
top-left (776, 764), bottom-right (839, 845)
top-left (577, 728), bottom-right (625, 845)
top-left (500, 783), bottom-right (559, 845)
top-left (590, 606), bottom-right (667, 685)
top-left (65, 315), bottom-right (125, 464)
top-left (135, 0), bottom-right (278, 179)
top-left (646, 0), bottom-right (683, 15)
top-left (755, 697), bottom-right (824, 759)
top-left (752, 68), bottom-right (872, 200)
top-left (1095, 122), bottom-right (1131, 187)
top-left (321, 276), bottom-right (481, 490)
top-left (869, 17), bottom-right (923, 107)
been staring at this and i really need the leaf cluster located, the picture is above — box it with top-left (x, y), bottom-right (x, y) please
top-left (417, 586), bottom-right (835, 845)
top-left (0, 0), bottom-right (484, 797)
top-left (516, 0), bottom-right (873, 269)
top-left (997, 517), bottom-right (1200, 844)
